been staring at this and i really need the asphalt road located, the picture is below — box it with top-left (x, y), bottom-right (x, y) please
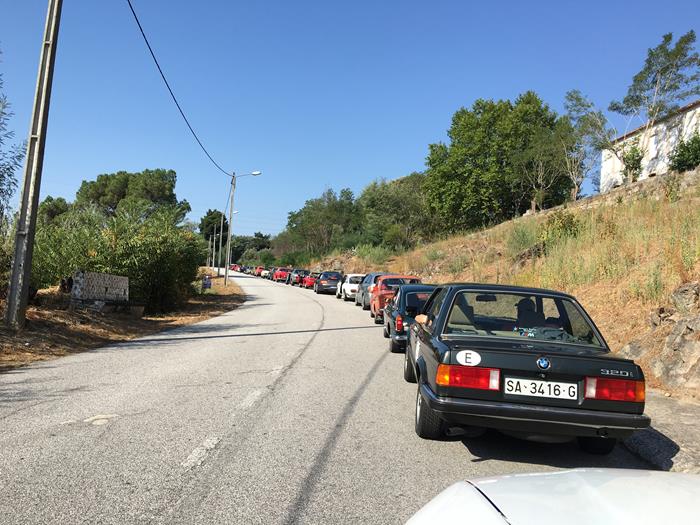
top-left (0, 273), bottom-right (650, 524)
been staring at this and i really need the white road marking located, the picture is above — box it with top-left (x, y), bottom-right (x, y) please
top-left (83, 414), bottom-right (118, 425)
top-left (182, 437), bottom-right (220, 469)
top-left (239, 389), bottom-right (264, 409)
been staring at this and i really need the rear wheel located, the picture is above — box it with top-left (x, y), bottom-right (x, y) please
top-left (415, 385), bottom-right (445, 440)
top-left (383, 323), bottom-right (390, 338)
top-left (343, 291), bottom-right (351, 302)
top-left (389, 331), bottom-right (402, 353)
top-left (577, 436), bottom-right (617, 455)
top-left (362, 298), bottom-right (370, 311)
top-left (374, 314), bottom-right (383, 325)
top-left (403, 350), bottom-right (416, 382)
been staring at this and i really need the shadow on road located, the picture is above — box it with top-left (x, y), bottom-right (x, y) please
top-left (282, 351), bottom-right (390, 525)
top-left (124, 324), bottom-right (381, 346)
top-left (460, 429), bottom-right (656, 470)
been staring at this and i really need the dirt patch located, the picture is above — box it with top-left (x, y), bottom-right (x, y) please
top-left (0, 271), bottom-right (244, 371)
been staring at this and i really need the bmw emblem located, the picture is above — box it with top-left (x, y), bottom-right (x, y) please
top-left (536, 356), bottom-right (551, 370)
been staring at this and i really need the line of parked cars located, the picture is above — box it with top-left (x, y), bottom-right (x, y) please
top-left (236, 263), bottom-right (651, 457)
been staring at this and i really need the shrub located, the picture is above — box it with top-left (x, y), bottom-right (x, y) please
top-left (669, 133), bottom-right (700, 173)
top-left (31, 204), bottom-right (205, 313)
top-left (538, 210), bottom-right (580, 252)
top-left (622, 145), bottom-right (644, 183)
top-left (505, 220), bottom-right (539, 259)
top-left (355, 243), bottom-right (393, 265)
top-left (662, 174), bottom-right (681, 202)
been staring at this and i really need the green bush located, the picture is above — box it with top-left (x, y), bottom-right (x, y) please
top-left (669, 133), bottom-right (700, 173)
top-left (31, 204), bottom-right (205, 313)
top-left (506, 221), bottom-right (539, 259)
top-left (539, 210), bottom-right (580, 252)
top-left (355, 243), bottom-right (393, 265)
top-left (622, 145), bottom-right (644, 183)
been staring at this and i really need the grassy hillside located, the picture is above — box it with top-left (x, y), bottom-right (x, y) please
top-left (316, 173), bottom-right (700, 393)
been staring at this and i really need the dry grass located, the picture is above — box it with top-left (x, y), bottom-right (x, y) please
top-left (311, 181), bottom-right (700, 396)
top-left (0, 270), bottom-right (244, 371)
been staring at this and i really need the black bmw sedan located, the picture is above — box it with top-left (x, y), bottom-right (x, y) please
top-left (407, 283), bottom-right (651, 454)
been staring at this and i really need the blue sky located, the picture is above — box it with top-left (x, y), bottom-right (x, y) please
top-left (1, 0), bottom-right (698, 235)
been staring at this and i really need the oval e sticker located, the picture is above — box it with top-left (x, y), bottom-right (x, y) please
top-left (455, 350), bottom-right (481, 366)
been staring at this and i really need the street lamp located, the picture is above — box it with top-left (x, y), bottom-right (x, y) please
top-left (224, 171), bottom-right (261, 285)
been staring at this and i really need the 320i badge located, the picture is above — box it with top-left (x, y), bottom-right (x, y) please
top-left (407, 283), bottom-right (651, 454)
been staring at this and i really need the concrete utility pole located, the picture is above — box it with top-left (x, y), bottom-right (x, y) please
top-left (5, 0), bottom-right (63, 330)
top-left (206, 235), bottom-right (212, 267)
top-left (211, 221), bottom-right (217, 270)
top-left (224, 176), bottom-right (236, 286)
top-left (217, 210), bottom-right (225, 276)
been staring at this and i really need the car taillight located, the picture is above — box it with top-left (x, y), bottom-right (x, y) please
top-left (436, 364), bottom-right (500, 391)
top-left (320, 280), bottom-right (328, 284)
top-left (396, 315), bottom-right (404, 332)
top-left (585, 377), bottom-right (645, 402)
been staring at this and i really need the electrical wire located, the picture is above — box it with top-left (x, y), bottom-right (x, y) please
top-left (125, 0), bottom-right (230, 176)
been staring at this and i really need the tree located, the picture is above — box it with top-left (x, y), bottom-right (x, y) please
top-left (75, 169), bottom-right (189, 216)
top-left (198, 209), bottom-right (228, 240)
top-left (0, 49), bottom-right (25, 227)
top-left (515, 126), bottom-right (571, 212)
top-left (609, 30), bottom-right (700, 139)
top-left (424, 91), bottom-right (567, 230)
top-left (568, 31), bottom-right (700, 186)
top-left (37, 196), bottom-right (71, 225)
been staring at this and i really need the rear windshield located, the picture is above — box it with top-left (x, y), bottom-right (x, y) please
top-left (442, 291), bottom-right (604, 349)
top-left (321, 272), bottom-right (342, 279)
top-left (383, 277), bottom-right (420, 286)
top-left (348, 276), bottom-right (363, 284)
top-left (405, 292), bottom-right (432, 311)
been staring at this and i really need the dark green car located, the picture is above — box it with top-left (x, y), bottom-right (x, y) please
top-left (383, 284), bottom-right (436, 353)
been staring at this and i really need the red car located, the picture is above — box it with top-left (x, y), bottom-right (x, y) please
top-left (230, 264), bottom-right (241, 272)
top-left (254, 265), bottom-right (264, 277)
top-left (370, 274), bottom-right (421, 324)
top-left (273, 267), bottom-right (292, 282)
top-left (302, 272), bottom-right (320, 289)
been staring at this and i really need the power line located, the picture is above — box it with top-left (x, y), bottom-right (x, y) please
top-left (125, 0), bottom-right (230, 176)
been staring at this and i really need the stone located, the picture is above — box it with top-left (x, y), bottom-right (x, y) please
top-left (670, 282), bottom-right (700, 314)
top-left (619, 340), bottom-right (649, 360)
top-left (654, 315), bottom-right (700, 390)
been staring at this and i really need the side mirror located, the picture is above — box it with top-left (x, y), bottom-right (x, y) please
top-left (415, 314), bottom-right (428, 325)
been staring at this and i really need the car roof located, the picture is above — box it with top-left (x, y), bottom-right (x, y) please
top-left (441, 282), bottom-right (577, 300)
top-left (400, 284), bottom-right (436, 291)
top-left (377, 274), bottom-right (420, 281)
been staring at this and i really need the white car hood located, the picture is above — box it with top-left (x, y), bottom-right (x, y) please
top-left (408, 469), bottom-right (700, 525)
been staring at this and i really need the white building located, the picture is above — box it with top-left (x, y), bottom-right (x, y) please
top-left (600, 100), bottom-right (700, 193)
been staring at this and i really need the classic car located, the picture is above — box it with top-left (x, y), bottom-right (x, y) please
top-left (383, 284), bottom-right (435, 352)
top-left (337, 273), bottom-right (365, 300)
top-left (314, 271), bottom-right (343, 294)
top-left (409, 283), bottom-right (650, 454)
top-left (369, 274), bottom-right (421, 323)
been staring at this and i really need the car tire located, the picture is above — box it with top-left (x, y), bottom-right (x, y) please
top-left (362, 298), bottom-right (370, 311)
top-left (415, 385), bottom-right (445, 440)
top-left (389, 332), bottom-right (403, 353)
top-left (403, 351), bottom-right (416, 383)
top-left (577, 436), bottom-right (617, 455)
top-left (383, 323), bottom-right (390, 338)
top-left (374, 314), bottom-right (382, 325)
top-left (343, 292), bottom-right (351, 302)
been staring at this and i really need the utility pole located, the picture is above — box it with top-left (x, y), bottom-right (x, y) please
top-left (217, 210), bottom-right (225, 276)
top-left (206, 235), bottom-right (212, 267)
top-left (5, 0), bottom-right (63, 330)
top-left (211, 221), bottom-right (217, 270)
top-left (224, 175), bottom-right (236, 286)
